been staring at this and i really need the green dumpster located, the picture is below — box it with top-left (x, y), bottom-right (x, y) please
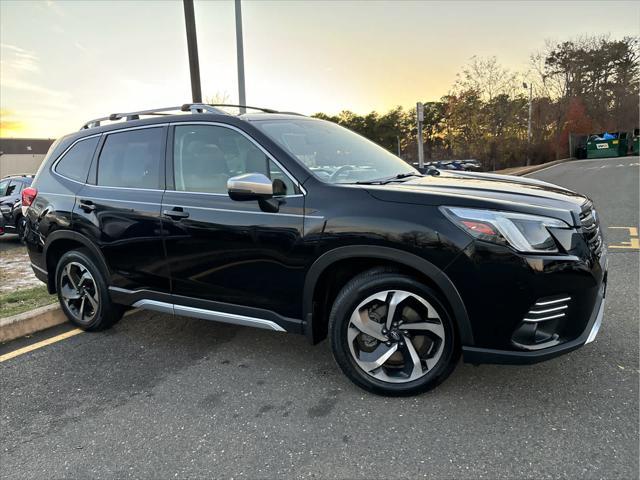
top-left (633, 129), bottom-right (639, 156)
top-left (586, 131), bottom-right (628, 159)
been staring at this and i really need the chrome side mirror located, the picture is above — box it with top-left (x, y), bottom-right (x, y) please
top-left (227, 173), bottom-right (273, 201)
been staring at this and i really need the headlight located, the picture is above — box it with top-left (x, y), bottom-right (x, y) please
top-left (441, 206), bottom-right (570, 253)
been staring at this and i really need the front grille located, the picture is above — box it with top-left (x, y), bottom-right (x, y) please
top-left (580, 201), bottom-right (604, 258)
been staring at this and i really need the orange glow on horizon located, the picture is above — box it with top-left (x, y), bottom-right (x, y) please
top-left (0, 110), bottom-right (26, 138)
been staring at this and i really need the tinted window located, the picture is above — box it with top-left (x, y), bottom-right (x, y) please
top-left (173, 125), bottom-right (296, 195)
top-left (0, 179), bottom-right (9, 196)
top-left (97, 128), bottom-right (163, 189)
top-left (10, 181), bottom-right (22, 194)
top-left (55, 137), bottom-right (99, 182)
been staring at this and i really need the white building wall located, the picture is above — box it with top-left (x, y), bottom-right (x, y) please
top-left (0, 154), bottom-right (46, 176)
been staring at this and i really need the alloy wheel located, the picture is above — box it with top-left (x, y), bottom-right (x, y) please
top-left (347, 290), bottom-right (446, 383)
top-left (59, 261), bottom-right (99, 324)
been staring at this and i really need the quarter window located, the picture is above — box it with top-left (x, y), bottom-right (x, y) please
top-left (173, 125), bottom-right (297, 195)
top-left (55, 137), bottom-right (99, 183)
top-left (97, 128), bottom-right (163, 189)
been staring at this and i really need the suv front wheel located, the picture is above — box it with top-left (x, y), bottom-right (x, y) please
top-left (55, 249), bottom-right (124, 331)
top-left (329, 269), bottom-right (460, 396)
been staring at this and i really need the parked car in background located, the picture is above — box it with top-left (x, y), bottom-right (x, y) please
top-left (23, 104), bottom-right (606, 396)
top-left (413, 160), bottom-right (482, 172)
top-left (0, 174), bottom-right (34, 239)
top-left (461, 159), bottom-right (482, 171)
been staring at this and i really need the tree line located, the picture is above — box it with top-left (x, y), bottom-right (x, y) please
top-left (313, 35), bottom-right (639, 170)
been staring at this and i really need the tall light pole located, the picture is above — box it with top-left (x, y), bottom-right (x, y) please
top-left (235, 0), bottom-right (246, 113)
top-left (523, 82), bottom-right (532, 166)
top-left (183, 0), bottom-right (202, 103)
top-left (416, 102), bottom-right (424, 169)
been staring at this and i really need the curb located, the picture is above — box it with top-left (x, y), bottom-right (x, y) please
top-left (0, 304), bottom-right (67, 343)
top-left (495, 157), bottom-right (574, 176)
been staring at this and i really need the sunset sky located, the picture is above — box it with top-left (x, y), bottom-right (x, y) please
top-left (1, 0), bottom-right (639, 138)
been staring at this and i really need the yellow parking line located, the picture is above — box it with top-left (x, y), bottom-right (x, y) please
top-left (609, 226), bottom-right (638, 236)
top-left (608, 226), bottom-right (640, 250)
top-left (0, 328), bottom-right (84, 363)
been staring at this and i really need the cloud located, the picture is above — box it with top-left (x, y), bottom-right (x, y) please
top-left (0, 44), bottom-right (74, 115)
top-left (0, 43), bottom-right (39, 73)
top-left (45, 0), bottom-right (66, 18)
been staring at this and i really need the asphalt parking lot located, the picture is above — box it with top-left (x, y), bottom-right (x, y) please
top-left (1, 157), bottom-right (638, 479)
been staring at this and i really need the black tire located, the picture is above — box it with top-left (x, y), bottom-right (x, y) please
top-left (55, 248), bottom-right (124, 331)
top-left (329, 268), bottom-right (460, 396)
top-left (15, 215), bottom-right (26, 242)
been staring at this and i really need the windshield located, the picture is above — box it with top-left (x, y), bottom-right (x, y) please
top-left (251, 118), bottom-right (418, 184)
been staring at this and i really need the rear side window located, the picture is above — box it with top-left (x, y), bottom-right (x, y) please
top-left (55, 137), bottom-right (100, 182)
top-left (97, 128), bottom-right (163, 189)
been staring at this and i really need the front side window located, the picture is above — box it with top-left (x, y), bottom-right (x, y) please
top-left (0, 179), bottom-right (10, 197)
top-left (97, 128), bottom-right (163, 189)
top-left (55, 136), bottom-right (100, 183)
top-left (252, 118), bottom-right (418, 184)
top-left (173, 125), bottom-right (297, 195)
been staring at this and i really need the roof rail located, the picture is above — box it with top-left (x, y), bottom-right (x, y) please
top-left (201, 103), bottom-right (279, 113)
top-left (202, 104), bottom-right (305, 116)
top-left (3, 173), bottom-right (35, 178)
top-left (80, 103), bottom-right (304, 130)
top-left (80, 104), bottom-right (229, 130)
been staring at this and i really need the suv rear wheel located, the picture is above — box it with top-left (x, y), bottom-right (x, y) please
top-left (55, 249), bottom-right (124, 331)
top-left (329, 269), bottom-right (460, 396)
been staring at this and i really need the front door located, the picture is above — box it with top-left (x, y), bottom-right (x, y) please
top-left (162, 123), bottom-right (306, 322)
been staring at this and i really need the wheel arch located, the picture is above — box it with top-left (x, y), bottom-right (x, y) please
top-left (303, 245), bottom-right (473, 346)
top-left (43, 230), bottom-right (111, 293)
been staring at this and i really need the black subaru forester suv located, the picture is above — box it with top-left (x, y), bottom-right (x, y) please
top-left (23, 104), bottom-right (607, 396)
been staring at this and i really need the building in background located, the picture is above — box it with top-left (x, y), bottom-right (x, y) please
top-left (0, 138), bottom-right (55, 176)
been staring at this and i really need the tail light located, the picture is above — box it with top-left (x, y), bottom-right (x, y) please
top-left (22, 187), bottom-right (38, 207)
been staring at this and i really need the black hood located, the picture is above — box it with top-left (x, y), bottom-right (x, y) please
top-left (363, 171), bottom-right (589, 226)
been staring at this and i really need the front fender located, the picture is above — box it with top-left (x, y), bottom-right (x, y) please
top-left (302, 245), bottom-right (473, 346)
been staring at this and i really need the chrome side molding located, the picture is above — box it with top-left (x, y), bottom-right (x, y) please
top-left (130, 297), bottom-right (286, 332)
top-left (132, 299), bottom-right (174, 315)
top-left (174, 305), bottom-right (285, 331)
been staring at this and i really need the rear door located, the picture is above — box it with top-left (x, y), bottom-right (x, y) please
top-left (73, 126), bottom-right (170, 293)
top-left (161, 122), bottom-right (306, 321)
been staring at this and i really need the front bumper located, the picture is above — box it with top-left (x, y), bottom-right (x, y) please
top-left (446, 229), bottom-right (608, 365)
top-left (462, 278), bottom-right (606, 364)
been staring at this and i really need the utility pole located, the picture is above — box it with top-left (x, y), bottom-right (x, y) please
top-left (416, 102), bottom-right (425, 169)
top-left (396, 135), bottom-right (401, 157)
top-left (523, 82), bottom-right (532, 166)
top-left (183, 0), bottom-right (202, 103)
top-left (235, 0), bottom-right (246, 113)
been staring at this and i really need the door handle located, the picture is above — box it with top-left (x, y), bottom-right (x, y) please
top-left (79, 199), bottom-right (96, 212)
top-left (162, 207), bottom-right (190, 220)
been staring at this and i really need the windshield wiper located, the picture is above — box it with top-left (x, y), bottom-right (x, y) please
top-left (355, 172), bottom-right (424, 185)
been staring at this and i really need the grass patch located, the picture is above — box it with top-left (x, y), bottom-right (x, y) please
top-left (0, 286), bottom-right (56, 318)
